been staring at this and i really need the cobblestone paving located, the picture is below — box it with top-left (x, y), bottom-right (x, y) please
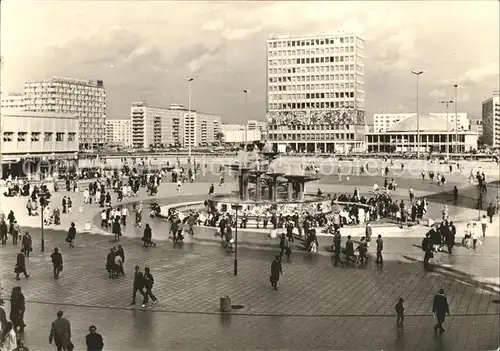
top-left (19, 304), bottom-right (500, 351)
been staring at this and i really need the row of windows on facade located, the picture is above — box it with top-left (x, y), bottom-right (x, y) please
top-left (268, 133), bottom-right (356, 141)
top-left (268, 37), bottom-right (357, 49)
top-left (270, 81), bottom-right (362, 91)
top-left (269, 64), bottom-right (363, 77)
top-left (366, 135), bottom-right (466, 143)
top-left (270, 78), bottom-right (363, 92)
top-left (270, 92), bottom-right (357, 100)
top-left (2, 132), bottom-right (77, 142)
top-left (269, 124), bottom-right (353, 131)
top-left (25, 89), bottom-right (105, 97)
top-left (269, 101), bottom-right (358, 110)
top-left (268, 43), bottom-right (360, 55)
top-left (26, 82), bottom-right (104, 89)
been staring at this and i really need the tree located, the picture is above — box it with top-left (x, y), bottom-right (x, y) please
top-left (215, 132), bottom-right (225, 142)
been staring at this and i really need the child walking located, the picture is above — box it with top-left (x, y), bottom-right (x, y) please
top-left (395, 297), bottom-right (405, 328)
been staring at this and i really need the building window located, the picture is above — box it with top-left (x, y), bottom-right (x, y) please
top-left (17, 132), bottom-right (27, 142)
top-left (31, 132), bottom-right (41, 142)
top-left (68, 133), bottom-right (76, 142)
top-left (44, 132), bottom-right (53, 142)
top-left (3, 132), bottom-right (13, 142)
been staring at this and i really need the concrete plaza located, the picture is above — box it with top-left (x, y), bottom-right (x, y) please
top-left (0, 167), bottom-right (498, 350)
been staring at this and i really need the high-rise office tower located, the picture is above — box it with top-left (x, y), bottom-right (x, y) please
top-left (24, 76), bottom-right (106, 149)
top-left (266, 33), bottom-right (365, 153)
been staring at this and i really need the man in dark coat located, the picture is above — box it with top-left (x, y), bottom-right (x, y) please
top-left (445, 223), bottom-right (455, 254)
top-left (333, 231), bottom-right (343, 266)
top-left (131, 265), bottom-right (145, 305)
top-left (422, 233), bottom-right (433, 269)
top-left (15, 249), bottom-right (30, 280)
top-left (51, 247), bottom-right (63, 279)
top-left (49, 310), bottom-right (72, 351)
top-left (432, 288), bottom-right (450, 333)
top-left (85, 325), bottom-right (104, 351)
top-left (270, 256), bottom-right (283, 290)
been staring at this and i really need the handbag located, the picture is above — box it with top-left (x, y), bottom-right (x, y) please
top-left (60, 264), bottom-right (63, 272)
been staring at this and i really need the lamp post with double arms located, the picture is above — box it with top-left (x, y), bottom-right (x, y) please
top-left (439, 100), bottom-right (454, 161)
top-left (231, 204), bottom-right (242, 276)
top-left (411, 70), bottom-right (424, 158)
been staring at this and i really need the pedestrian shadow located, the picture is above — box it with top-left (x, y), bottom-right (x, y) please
top-left (401, 255), bottom-right (500, 296)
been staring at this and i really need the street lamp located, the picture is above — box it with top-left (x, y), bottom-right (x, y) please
top-left (243, 89), bottom-right (250, 148)
top-left (40, 195), bottom-right (46, 252)
top-left (184, 77), bottom-right (195, 157)
top-left (454, 84), bottom-right (459, 154)
top-left (411, 70), bottom-right (424, 158)
top-left (439, 100), bottom-right (454, 160)
top-left (231, 204), bottom-right (242, 276)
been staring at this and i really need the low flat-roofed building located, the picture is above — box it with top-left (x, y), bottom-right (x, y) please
top-left (365, 115), bottom-right (477, 153)
top-left (1, 111), bottom-right (79, 179)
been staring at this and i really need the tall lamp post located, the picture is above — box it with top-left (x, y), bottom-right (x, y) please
top-left (243, 89), bottom-right (250, 148)
top-left (231, 204), bottom-right (242, 276)
top-left (411, 70), bottom-right (424, 158)
top-left (454, 84), bottom-right (459, 154)
top-left (439, 100), bottom-right (454, 160)
top-left (184, 77), bottom-right (195, 157)
top-left (40, 196), bottom-right (46, 252)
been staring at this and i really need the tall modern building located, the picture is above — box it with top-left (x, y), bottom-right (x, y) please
top-left (24, 76), bottom-right (106, 149)
top-left (373, 112), bottom-right (470, 133)
top-left (470, 118), bottom-right (483, 137)
top-left (1, 92), bottom-right (25, 109)
top-left (482, 91), bottom-right (500, 147)
top-left (106, 119), bottom-right (132, 148)
top-left (266, 33), bottom-right (366, 153)
top-left (131, 102), bottom-right (221, 149)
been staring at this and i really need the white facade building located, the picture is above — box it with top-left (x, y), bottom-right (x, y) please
top-left (482, 91), bottom-right (500, 147)
top-left (470, 118), bottom-right (483, 137)
top-left (1, 111), bottom-right (79, 178)
top-left (266, 33), bottom-right (366, 153)
top-left (131, 102), bottom-right (221, 149)
top-left (24, 76), bottom-right (106, 149)
top-left (373, 112), bottom-right (470, 133)
top-left (106, 119), bottom-right (132, 148)
top-left (220, 124), bottom-right (261, 143)
top-left (366, 115), bottom-right (477, 154)
top-left (1, 92), bottom-right (25, 109)
top-left (247, 119), bottom-right (267, 131)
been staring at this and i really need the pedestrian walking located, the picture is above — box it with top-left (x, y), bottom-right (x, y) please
top-left (270, 255), bottom-right (283, 290)
top-left (106, 248), bottom-right (117, 279)
top-left (422, 233), bottom-right (433, 269)
top-left (141, 267), bottom-right (158, 308)
top-left (0, 321), bottom-right (17, 351)
top-left (9, 287), bottom-right (25, 333)
top-left (51, 248), bottom-right (63, 279)
top-left (21, 232), bottom-right (32, 259)
top-left (112, 218), bottom-right (121, 242)
top-left (67, 197), bottom-right (72, 214)
top-left (15, 250), bottom-right (30, 280)
top-left (375, 234), bottom-right (383, 264)
top-left (65, 222), bottom-right (76, 248)
top-left (116, 244), bottom-right (125, 276)
top-left (130, 266), bottom-right (145, 305)
top-left (279, 234), bottom-right (291, 262)
top-left (480, 215), bottom-right (488, 237)
top-left (49, 311), bottom-right (73, 351)
top-left (85, 325), bottom-right (104, 351)
top-left (62, 196), bottom-right (67, 214)
top-left (333, 231), bottom-right (343, 266)
top-left (432, 289), bottom-right (450, 334)
top-left (395, 297), bottom-right (405, 328)
top-left (0, 299), bottom-right (7, 331)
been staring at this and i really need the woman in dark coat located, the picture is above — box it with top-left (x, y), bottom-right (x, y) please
top-left (66, 222), bottom-right (76, 248)
top-left (106, 248), bottom-right (116, 279)
top-left (112, 218), bottom-right (121, 242)
top-left (10, 286), bottom-right (26, 332)
top-left (142, 224), bottom-right (155, 247)
top-left (270, 256), bottom-right (283, 290)
top-left (15, 249), bottom-right (30, 280)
